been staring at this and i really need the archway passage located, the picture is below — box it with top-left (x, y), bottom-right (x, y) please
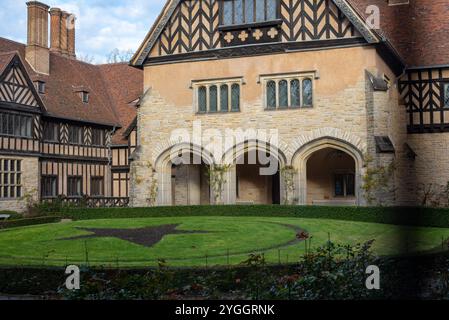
top-left (306, 147), bottom-right (356, 205)
top-left (235, 151), bottom-right (280, 205)
top-left (171, 155), bottom-right (211, 206)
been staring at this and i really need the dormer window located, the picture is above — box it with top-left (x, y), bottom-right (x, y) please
top-left (221, 0), bottom-right (278, 26)
top-left (82, 91), bottom-right (89, 104)
top-left (35, 81), bottom-right (45, 94)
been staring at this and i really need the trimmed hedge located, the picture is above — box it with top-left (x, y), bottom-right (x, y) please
top-left (0, 216), bottom-right (62, 229)
top-left (60, 205), bottom-right (449, 228)
top-left (0, 211), bottom-right (21, 220)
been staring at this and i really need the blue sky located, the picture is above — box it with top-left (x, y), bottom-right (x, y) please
top-left (0, 0), bottom-right (166, 63)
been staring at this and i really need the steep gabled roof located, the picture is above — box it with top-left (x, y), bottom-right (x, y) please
top-left (130, 0), bottom-right (381, 67)
top-left (0, 51), bottom-right (45, 111)
top-left (98, 63), bottom-right (143, 144)
top-left (0, 52), bottom-right (16, 76)
top-left (0, 37), bottom-right (142, 131)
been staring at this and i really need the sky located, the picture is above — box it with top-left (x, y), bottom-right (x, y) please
top-left (0, 0), bottom-right (166, 63)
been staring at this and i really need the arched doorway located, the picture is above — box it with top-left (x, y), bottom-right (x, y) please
top-left (306, 147), bottom-right (356, 205)
top-left (171, 157), bottom-right (210, 205)
top-left (235, 151), bottom-right (280, 205)
top-left (292, 137), bottom-right (364, 206)
top-left (155, 143), bottom-right (214, 206)
top-left (222, 141), bottom-right (286, 205)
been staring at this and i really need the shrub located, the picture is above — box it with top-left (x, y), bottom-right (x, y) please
top-left (0, 216), bottom-right (62, 229)
top-left (60, 205), bottom-right (449, 228)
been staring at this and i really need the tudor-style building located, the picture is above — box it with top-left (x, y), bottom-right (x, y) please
top-left (128, 0), bottom-right (449, 207)
top-left (0, 2), bottom-right (142, 212)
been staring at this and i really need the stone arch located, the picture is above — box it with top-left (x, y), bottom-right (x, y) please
top-left (154, 142), bottom-right (215, 206)
top-left (289, 127), bottom-right (366, 162)
top-left (222, 139), bottom-right (288, 166)
top-left (221, 139), bottom-right (288, 205)
top-left (292, 136), bottom-right (365, 206)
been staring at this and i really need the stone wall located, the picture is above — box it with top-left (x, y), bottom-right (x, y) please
top-left (131, 45), bottom-right (404, 207)
top-left (0, 156), bottom-right (39, 213)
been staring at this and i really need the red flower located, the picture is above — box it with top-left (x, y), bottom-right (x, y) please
top-left (296, 231), bottom-right (310, 240)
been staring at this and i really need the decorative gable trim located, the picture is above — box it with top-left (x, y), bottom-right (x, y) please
top-left (332, 0), bottom-right (379, 44)
top-left (131, 0), bottom-right (380, 67)
top-left (0, 53), bottom-right (45, 111)
top-left (131, 0), bottom-right (181, 67)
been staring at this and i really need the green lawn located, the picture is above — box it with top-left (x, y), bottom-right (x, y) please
top-left (0, 216), bottom-right (448, 267)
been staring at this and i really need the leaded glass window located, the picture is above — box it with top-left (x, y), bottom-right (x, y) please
top-left (255, 0), bottom-right (265, 22)
top-left (266, 0), bottom-right (277, 21)
top-left (231, 84), bottom-right (240, 111)
top-left (209, 86), bottom-right (218, 112)
top-left (264, 76), bottom-right (314, 109)
top-left (290, 79), bottom-right (300, 107)
top-left (267, 81), bottom-right (277, 109)
top-left (221, 0), bottom-right (278, 25)
top-left (0, 159), bottom-right (22, 199)
top-left (444, 83), bottom-right (449, 108)
top-left (302, 78), bottom-right (313, 106)
top-left (198, 86), bottom-right (207, 113)
top-left (220, 85), bottom-right (229, 112)
top-left (245, 0), bottom-right (254, 23)
top-left (279, 80), bottom-right (288, 108)
top-left (223, 0), bottom-right (233, 25)
top-left (0, 113), bottom-right (32, 138)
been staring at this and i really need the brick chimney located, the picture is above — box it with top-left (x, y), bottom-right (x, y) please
top-left (49, 8), bottom-right (76, 58)
top-left (49, 8), bottom-right (62, 54)
top-left (67, 14), bottom-right (76, 58)
top-left (25, 1), bottom-right (50, 74)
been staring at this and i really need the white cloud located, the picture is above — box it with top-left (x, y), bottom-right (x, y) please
top-left (0, 0), bottom-right (166, 64)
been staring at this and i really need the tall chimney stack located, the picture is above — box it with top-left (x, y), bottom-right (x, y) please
top-left (49, 8), bottom-right (62, 54)
top-left (50, 9), bottom-right (76, 58)
top-left (67, 14), bottom-right (76, 58)
top-left (60, 11), bottom-right (69, 56)
top-left (25, 1), bottom-right (50, 74)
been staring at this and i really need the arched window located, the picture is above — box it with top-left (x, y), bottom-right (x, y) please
top-left (302, 78), bottom-right (313, 106)
top-left (220, 84), bottom-right (229, 112)
top-left (231, 84), bottom-right (240, 111)
top-left (209, 85), bottom-right (218, 112)
top-left (279, 80), bottom-right (288, 108)
top-left (290, 79), bottom-right (300, 107)
top-left (198, 86), bottom-right (207, 113)
top-left (267, 80), bottom-right (276, 109)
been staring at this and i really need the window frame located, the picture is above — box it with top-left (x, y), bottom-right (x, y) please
top-left (41, 175), bottom-right (58, 198)
top-left (43, 122), bottom-right (60, 143)
top-left (219, 0), bottom-right (280, 27)
top-left (0, 112), bottom-right (33, 139)
top-left (443, 82), bottom-right (449, 109)
top-left (192, 77), bottom-right (244, 114)
top-left (91, 128), bottom-right (105, 147)
top-left (67, 175), bottom-right (83, 197)
top-left (36, 81), bottom-right (46, 94)
top-left (334, 173), bottom-right (355, 197)
top-left (68, 125), bottom-right (83, 145)
top-left (82, 91), bottom-right (89, 104)
top-left (259, 72), bottom-right (316, 110)
top-left (0, 159), bottom-right (22, 199)
top-left (90, 176), bottom-right (104, 197)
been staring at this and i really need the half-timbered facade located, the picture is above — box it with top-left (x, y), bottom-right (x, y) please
top-left (0, 2), bottom-right (142, 212)
top-left (128, 0), bottom-right (449, 207)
